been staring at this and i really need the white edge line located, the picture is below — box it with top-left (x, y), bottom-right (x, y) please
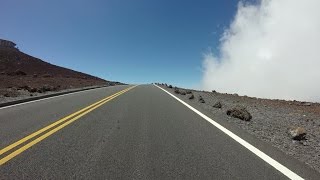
top-left (0, 86), bottom-right (113, 110)
top-left (154, 84), bottom-right (303, 180)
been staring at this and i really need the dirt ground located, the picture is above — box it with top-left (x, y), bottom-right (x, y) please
top-left (159, 84), bottom-right (320, 173)
top-left (0, 48), bottom-right (116, 99)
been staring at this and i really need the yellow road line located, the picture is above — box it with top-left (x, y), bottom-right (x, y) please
top-left (0, 85), bottom-right (137, 165)
top-left (0, 87), bottom-right (131, 156)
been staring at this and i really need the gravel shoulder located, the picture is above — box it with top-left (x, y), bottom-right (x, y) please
top-left (159, 84), bottom-right (320, 173)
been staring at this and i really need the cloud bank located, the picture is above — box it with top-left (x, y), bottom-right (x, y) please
top-left (202, 0), bottom-right (320, 102)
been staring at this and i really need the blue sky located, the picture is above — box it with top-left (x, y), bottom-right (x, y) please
top-left (1, 0), bottom-right (238, 88)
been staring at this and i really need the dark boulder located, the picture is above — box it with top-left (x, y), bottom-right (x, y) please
top-left (15, 70), bottom-right (27, 76)
top-left (288, 127), bottom-right (306, 141)
top-left (180, 91), bottom-right (186, 95)
top-left (37, 85), bottom-right (53, 93)
top-left (18, 85), bottom-right (31, 91)
top-left (199, 96), bottom-right (205, 103)
top-left (213, 102), bottom-right (222, 108)
top-left (174, 88), bottom-right (180, 94)
top-left (7, 70), bottom-right (27, 76)
top-left (29, 88), bottom-right (37, 93)
top-left (3, 90), bottom-right (19, 97)
top-left (226, 107), bottom-right (252, 121)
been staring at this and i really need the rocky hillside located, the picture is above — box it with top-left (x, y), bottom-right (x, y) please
top-left (0, 48), bottom-right (118, 98)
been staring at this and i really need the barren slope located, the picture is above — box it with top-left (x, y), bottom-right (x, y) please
top-left (0, 48), bottom-right (118, 99)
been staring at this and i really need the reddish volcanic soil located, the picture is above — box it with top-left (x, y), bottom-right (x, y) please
top-left (0, 48), bottom-right (117, 98)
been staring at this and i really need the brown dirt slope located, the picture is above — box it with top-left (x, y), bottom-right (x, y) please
top-left (0, 48), bottom-right (115, 97)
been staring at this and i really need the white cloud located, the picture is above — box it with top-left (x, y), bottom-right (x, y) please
top-left (202, 0), bottom-right (320, 102)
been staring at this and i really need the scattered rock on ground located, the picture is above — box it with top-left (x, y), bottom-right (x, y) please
top-left (189, 94), bottom-right (194, 100)
top-left (288, 127), bottom-right (307, 141)
top-left (0, 48), bottom-right (113, 101)
top-left (213, 102), bottom-right (222, 108)
top-left (199, 96), bottom-right (205, 103)
top-left (29, 87), bottom-right (37, 93)
top-left (226, 107), bottom-right (252, 121)
top-left (3, 90), bottom-right (19, 97)
top-left (301, 102), bottom-right (312, 106)
top-left (18, 85), bottom-right (31, 91)
top-left (7, 70), bottom-right (27, 76)
top-left (160, 83), bottom-right (320, 173)
top-left (14, 70), bottom-right (27, 76)
top-left (180, 91), bottom-right (186, 95)
top-left (42, 74), bottom-right (52, 78)
top-left (37, 85), bottom-right (55, 93)
top-left (168, 85), bottom-right (173, 88)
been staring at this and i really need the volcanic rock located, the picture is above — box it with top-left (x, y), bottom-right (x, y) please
top-left (189, 94), bottom-right (194, 100)
top-left (288, 127), bottom-right (307, 141)
top-left (226, 107), bottom-right (252, 121)
top-left (174, 88), bottom-right (180, 94)
top-left (213, 102), bottom-right (222, 108)
top-left (199, 96), bottom-right (205, 103)
top-left (180, 91), bottom-right (186, 95)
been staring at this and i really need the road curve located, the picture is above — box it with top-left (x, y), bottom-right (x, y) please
top-left (0, 84), bottom-right (319, 179)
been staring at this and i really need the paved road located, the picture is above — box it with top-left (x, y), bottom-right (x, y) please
top-left (0, 85), bottom-right (318, 179)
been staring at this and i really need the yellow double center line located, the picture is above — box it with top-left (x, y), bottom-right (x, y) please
top-left (0, 85), bottom-right (137, 165)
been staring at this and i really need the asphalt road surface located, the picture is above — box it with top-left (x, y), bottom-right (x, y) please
top-left (0, 85), bottom-right (319, 179)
